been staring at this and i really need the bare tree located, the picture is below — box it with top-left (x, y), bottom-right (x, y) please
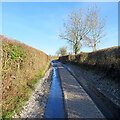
top-left (56, 46), bottom-right (67, 56)
top-left (59, 9), bottom-right (91, 55)
top-left (56, 50), bottom-right (60, 56)
top-left (60, 5), bottom-right (106, 53)
top-left (84, 5), bottom-right (106, 51)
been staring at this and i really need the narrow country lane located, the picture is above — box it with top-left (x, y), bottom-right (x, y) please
top-left (50, 61), bottom-right (104, 118)
top-left (14, 60), bottom-right (108, 119)
top-left (2, 3), bottom-right (118, 119)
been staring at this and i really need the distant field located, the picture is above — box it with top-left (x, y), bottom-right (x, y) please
top-left (49, 56), bottom-right (59, 60)
top-left (59, 46), bottom-right (120, 82)
top-left (1, 35), bottom-right (50, 118)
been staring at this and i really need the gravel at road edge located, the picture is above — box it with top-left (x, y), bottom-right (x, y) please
top-left (13, 66), bottom-right (53, 118)
top-left (65, 63), bottom-right (120, 107)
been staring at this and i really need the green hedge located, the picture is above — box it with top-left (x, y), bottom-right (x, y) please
top-left (59, 46), bottom-right (120, 82)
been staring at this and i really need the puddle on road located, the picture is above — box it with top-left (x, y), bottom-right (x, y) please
top-left (44, 63), bottom-right (65, 118)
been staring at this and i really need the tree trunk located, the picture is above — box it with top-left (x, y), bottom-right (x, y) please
top-left (94, 43), bottom-right (96, 51)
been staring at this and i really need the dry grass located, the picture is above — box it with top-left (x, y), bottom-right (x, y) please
top-left (49, 56), bottom-right (59, 60)
top-left (1, 35), bottom-right (50, 118)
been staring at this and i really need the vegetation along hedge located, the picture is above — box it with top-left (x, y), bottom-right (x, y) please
top-left (1, 35), bottom-right (50, 118)
top-left (59, 46), bottom-right (120, 82)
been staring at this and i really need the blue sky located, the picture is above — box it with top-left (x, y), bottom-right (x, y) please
top-left (2, 2), bottom-right (118, 55)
